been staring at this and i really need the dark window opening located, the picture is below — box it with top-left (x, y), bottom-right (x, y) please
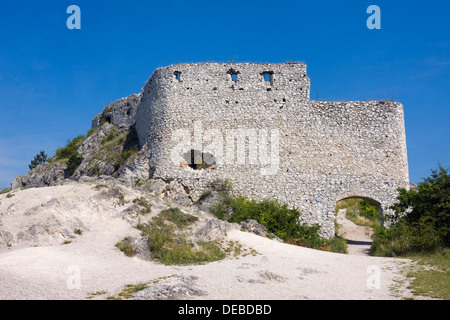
top-left (183, 150), bottom-right (216, 170)
top-left (174, 71), bottom-right (181, 81)
top-left (227, 68), bottom-right (240, 83)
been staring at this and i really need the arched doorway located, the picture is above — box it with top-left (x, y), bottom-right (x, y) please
top-left (335, 196), bottom-right (381, 255)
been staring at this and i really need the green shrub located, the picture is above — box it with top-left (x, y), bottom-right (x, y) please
top-left (210, 195), bottom-right (342, 251)
top-left (101, 131), bottom-right (118, 145)
top-left (359, 200), bottom-right (380, 222)
top-left (159, 207), bottom-right (198, 228)
top-left (132, 197), bottom-right (151, 214)
top-left (113, 148), bottom-right (137, 168)
top-left (115, 237), bottom-right (135, 257)
top-left (66, 152), bottom-right (83, 177)
top-left (325, 236), bottom-right (348, 253)
top-left (86, 127), bottom-right (96, 137)
top-left (55, 135), bottom-right (86, 160)
top-left (336, 198), bottom-right (380, 228)
top-left (371, 166), bottom-right (450, 256)
top-left (137, 208), bottom-right (223, 265)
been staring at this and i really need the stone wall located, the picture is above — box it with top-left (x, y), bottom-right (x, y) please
top-left (132, 62), bottom-right (410, 237)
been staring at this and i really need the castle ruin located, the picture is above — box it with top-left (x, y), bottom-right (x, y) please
top-left (93, 62), bottom-right (410, 237)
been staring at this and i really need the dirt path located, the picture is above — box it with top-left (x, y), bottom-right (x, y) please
top-left (336, 209), bottom-right (374, 256)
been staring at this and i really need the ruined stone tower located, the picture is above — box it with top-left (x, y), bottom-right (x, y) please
top-left (97, 62), bottom-right (410, 237)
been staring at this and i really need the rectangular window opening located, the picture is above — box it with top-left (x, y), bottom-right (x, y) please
top-left (231, 73), bottom-right (238, 82)
top-left (262, 72), bottom-right (273, 83)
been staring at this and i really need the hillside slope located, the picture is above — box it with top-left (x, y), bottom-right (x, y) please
top-left (0, 178), bottom-right (416, 300)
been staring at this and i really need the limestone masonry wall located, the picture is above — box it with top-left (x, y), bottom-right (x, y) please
top-left (131, 62), bottom-right (409, 237)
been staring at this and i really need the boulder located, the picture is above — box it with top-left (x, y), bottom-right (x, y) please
top-left (0, 230), bottom-right (13, 246)
top-left (194, 219), bottom-right (228, 242)
top-left (240, 219), bottom-right (267, 237)
top-left (132, 236), bottom-right (151, 261)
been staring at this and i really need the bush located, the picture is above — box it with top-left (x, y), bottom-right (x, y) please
top-left (336, 198), bottom-right (380, 228)
top-left (132, 197), bottom-right (151, 214)
top-left (210, 195), bottom-right (345, 252)
top-left (159, 207), bottom-right (199, 228)
top-left (101, 131), bottom-right (118, 145)
top-left (371, 165), bottom-right (450, 256)
top-left (29, 150), bottom-right (48, 170)
top-left (66, 152), bottom-right (83, 177)
top-left (113, 148), bottom-right (137, 168)
top-left (55, 135), bottom-right (86, 160)
top-left (115, 237), bottom-right (135, 257)
top-left (359, 200), bottom-right (380, 222)
top-left (137, 208), bottom-right (223, 265)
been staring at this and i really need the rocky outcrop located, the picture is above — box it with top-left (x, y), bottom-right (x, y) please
top-left (194, 219), bottom-right (230, 242)
top-left (91, 93), bottom-right (142, 130)
top-left (129, 275), bottom-right (206, 300)
top-left (131, 236), bottom-right (151, 261)
top-left (11, 121), bottom-right (148, 190)
top-left (11, 162), bottom-right (66, 189)
top-left (240, 219), bottom-right (267, 237)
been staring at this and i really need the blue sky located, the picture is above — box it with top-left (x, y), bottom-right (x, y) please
top-left (0, 0), bottom-right (449, 188)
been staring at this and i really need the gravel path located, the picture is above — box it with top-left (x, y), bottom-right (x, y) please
top-left (336, 209), bottom-right (374, 256)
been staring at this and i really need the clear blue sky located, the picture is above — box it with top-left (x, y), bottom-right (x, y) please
top-left (0, 0), bottom-right (449, 188)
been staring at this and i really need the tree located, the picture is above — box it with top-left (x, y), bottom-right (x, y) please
top-left (66, 152), bottom-right (83, 177)
top-left (390, 165), bottom-right (449, 248)
top-left (372, 165), bottom-right (450, 255)
top-left (29, 151), bottom-right (48, 170)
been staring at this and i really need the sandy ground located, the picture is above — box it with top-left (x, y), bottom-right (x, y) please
top-left (0, 182), bottom-right (416, 300)
top-left (336, 209), bottom-right (374, 256)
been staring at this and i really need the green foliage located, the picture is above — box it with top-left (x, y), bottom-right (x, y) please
top-left (210, 195), bottom-right (345, 252)
top-left (0, 188), bottom-right (11, 195)
top-left (113, 148), bottom-right (137, 168)
top-left (137, 208), bottom-right (223, 265)
top-left (86, 127), bottom-right (96, 137)
top-left (325, 236), bottom-right (348, 253)
top-left (115, 237), bottom-right (135, 257)
top-left (134, 177), bottom-right (143, 187)
top-left (55, 135), bottom-right (86, 160)
top-left (66, 152), bottom-right (83, 177)
top-left (371, 165), bottom-right (450, 256)
top-left (132, 197), bottom-right (151, 214)
top-left (336, 198), bottom-right (380, 228)
top-left (101, 131), bottom-right (118, 145)
top-left (405, 251), bottom-right (450, 300)
top-left (201, 189), bottom-right (212, 197)
top-left (29, 150), bottom-right (48, 170)
top-left (359, 200), bottom-right (380, 221)
top-left (209, 178), bottom-right (233, 195)
top-left (159, 207), bottom-right (198, 228)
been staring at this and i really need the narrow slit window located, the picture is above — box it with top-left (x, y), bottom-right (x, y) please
top-left (174, 71), bottom-right (181, 82)
top-left (227, 68), bottom-right (240, 83)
